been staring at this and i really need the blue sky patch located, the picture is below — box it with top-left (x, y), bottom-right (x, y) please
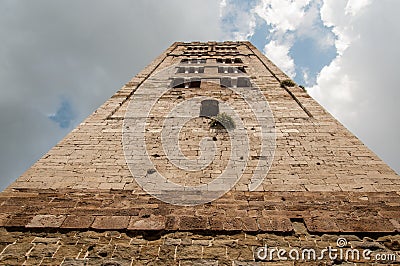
top-left (250, 18), bottom-right (272, 50)
top-left (290, 37), bottom-right (336, 86)
top-left (49, 98), bottom-right (76, 129)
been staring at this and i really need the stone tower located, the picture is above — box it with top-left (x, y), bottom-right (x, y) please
top-left (0, 41), bottom-right (399, 265)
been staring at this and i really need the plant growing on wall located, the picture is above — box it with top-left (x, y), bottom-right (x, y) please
top-left (209, 113), bottom-right (235, 130)
top-left (280, 79), bottom-right (296, 87)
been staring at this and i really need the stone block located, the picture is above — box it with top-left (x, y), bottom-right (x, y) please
top-left (257, 217), bottom-right (293, 232)
top-left (26, 215), bottom-right (66, 228)
top-left (128, 215), bottom-right (165, 230)
top-left (91, 216), bottom-right (130, 230)
top-left (179, 216), bottom-right (208, 230)
top-left (176, 245), bottom-right (203, 260)
top-left (61, 215), bottom-right (94, 229)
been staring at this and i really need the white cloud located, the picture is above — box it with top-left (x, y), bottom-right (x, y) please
top-left (252, 0), bottom-right (316, 79)
top-left (345, 0), bottom-right (372, 16)
top-left (253, 0), bottom-right (335, 79)
top-left (234, 16), bottom-right (257, 40)
top-left (301, 67), bottom-right (317, 86)
top-left (319, 0), bottom-right (370, 54)
top-left (311, 0), bottom-right (369, 109)
top-left (219, 0), bottom-right (227, 17)
top-left (264, 40), bottom-right (296, 77)
top-left (220, 0), bottom-right (399, 173)
top-left (254, 0), bottom-right (312, 33)
top-left (309, 58), bottom-right (356, 115)
top-left (219, 0), bottom-right (258, 40)
top-left (309, 0), bottom-right (400, 173)
top-left (295, 0), bottom-right (336, 50)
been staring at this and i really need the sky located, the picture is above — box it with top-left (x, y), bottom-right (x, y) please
top-left (0, 0), bottom-right (398, 190)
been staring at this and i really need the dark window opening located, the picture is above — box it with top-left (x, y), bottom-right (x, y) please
top-left (177, 67), bottom-right (205, 74)
top-left (237, 66), bottom-right (246, 73)
top-left (193, 59), bottom-right (206, 64)
top-left (197, 67), bottom-right (205, 73)
top-left (190, 46), bottom-right (207, 50)
top-left (181, 58), bottom-right (206, 64)
top-left (220, 77), bottom-right (232, 88)
top-left (190, 78), bottom-right (201, 88)
top-left (218, 66), bottom-right (246, 74)
top-left (215, 46), bottom-right (238, 51)
top-left (190, 67), bottom-right (204, 73)
top-left (171, 78), bottom-right (185, 88)
top-left (171, 78), bottom-right (201, 88)
top-left (216, 58), bottom-right (242, 64)
top-left (200, 99), bottom-right (219, 117)
top-left (237, 77), bottom-right (251, 87)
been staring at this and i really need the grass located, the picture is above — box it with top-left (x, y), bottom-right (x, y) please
top-left (209, 113), bottom-right (235, 130)
top-left (280, 79), bottom-right (296, 87)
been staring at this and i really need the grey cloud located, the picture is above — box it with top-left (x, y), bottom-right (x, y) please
top-left (0, 0), bottom-right (221, 189)
top-left (339, 2), bottom-right (400, 173)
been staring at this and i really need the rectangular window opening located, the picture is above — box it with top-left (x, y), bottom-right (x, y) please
top-left (220, 77), bottom-right (232, 88)
top-left (171, 78), bottom-right (185, 88)
top-left (190, 78), bottom-right (201, 88)
top-left (237, 77), bottom-right (251, 87)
